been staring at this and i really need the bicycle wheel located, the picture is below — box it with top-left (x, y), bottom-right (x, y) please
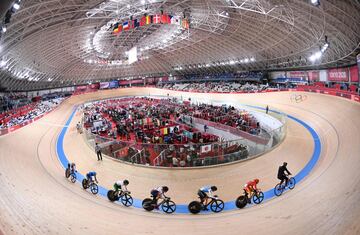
top-left (252, 191), bottom-right (264, 204)
top-left (90, 183), bottom-right (98, 195)
top-left (274, 183), bottom-right (283, 196)
top-left (188, 201), bottom-right (202, 214)
top-left (65, 168), bottom-right (70, 178)
top-left (235, 196), bottom-right (248, 209)
top-left (107, 190), bottom-right (117, 202)
top-left (142, 198), bottom-right (154, 211)
top-left (288, 177), bottom-right (296, 190)
top-left (161, 200), bottom-right (176, 214)
top-left (210, 199), bottom-right (224, 213)
top-left (121, 194), bottom-right (133, 207)
top-left (82, 179), bottom-right (88, 189)
top-left (70, 173), bottom-right (76, 183)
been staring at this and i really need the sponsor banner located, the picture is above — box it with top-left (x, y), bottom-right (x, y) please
top-left (349, 65), bottom-right (359, 82)
top-left (119, 80), bottom-right (131, 85)
top-left (308, 71), bottom-right (320, 81)
top-left (75, 85), bottom-right (88, 91)
top-left (288, 71), bottom-right (308, 80)
top-left (100, 82), bottom-right (110, 89)
top-left (131, 79), bottom-right (144, 84)
top-left (89, 83), bottom-right (100, 89)
top-left (109, 81), bottom-right (119, 88)
top-left (327, 68), bottom-right (349, 82)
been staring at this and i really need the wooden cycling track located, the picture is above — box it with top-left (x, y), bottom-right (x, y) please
top-left (0, 88), bottom-right (359, 235)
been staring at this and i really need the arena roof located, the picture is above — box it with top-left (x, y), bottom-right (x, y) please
top-left (0, 0), bottom-right (359, 91)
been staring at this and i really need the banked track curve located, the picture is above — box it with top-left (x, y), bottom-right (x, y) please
top-left (0, 88), bottom-right (360, 235)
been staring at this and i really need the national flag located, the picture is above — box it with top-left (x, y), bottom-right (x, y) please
top-left (182, 19), bottom-right (189, 29)
top-left (129, 20), bottom-right (135, 29)
top-left (123, 21), bottom-right (129, 30)
top-left (145, 15), bottom-right (152, 24)
top-left (134, 19), bottom-right (140, 28)
top-left (170, 15), bottom-right (181, 25)
top-left (161, 14), bottom-right (170, 24)
top-left (201, 144), bottom-right (212, 153)
top-left (153, 14), bottom-right (161, 24)
top-left (113, 22), bottom-right (119, 31)
top-left (140, 16), bottom-right (147, 26)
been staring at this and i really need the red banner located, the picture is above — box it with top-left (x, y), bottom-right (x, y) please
top-left (327, 68), bottom-right (349, 82)
top-left (349, 65), bottom-right (359, 82)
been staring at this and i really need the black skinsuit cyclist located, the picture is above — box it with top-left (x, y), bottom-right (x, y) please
top-left (277, 162), bottom-right (292, 186)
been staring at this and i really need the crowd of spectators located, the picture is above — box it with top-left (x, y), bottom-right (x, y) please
top-left (0, 97), bottom-right (65, 129)
top-left (157, 82), bottom-right (269, 93)
top-left (82, 97), bottom-right (262, 167)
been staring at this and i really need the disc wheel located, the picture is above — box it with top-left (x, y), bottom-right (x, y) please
top-left (252, 191), bottom-right (264, 204)
top-left (142, 198), bottom-right (154, 211)
top-left (210, 199), bottom-right (224, 213)
top-left (162, 200), bottom-right (176, 214)
top-left (274, 183), bottom-right (284, 196)
top-left (65, 168), bottom-right (70, 178)
top-left (188, 201), bottom-right (202, 214)
top-left (235, 196), bottom-right (248, 209)
top-left (82, 179), bottom-right (88, 189)
top-left (121, 194), bottom-right (133, 207)
top-left (107, 190), bottom-right (117, 202)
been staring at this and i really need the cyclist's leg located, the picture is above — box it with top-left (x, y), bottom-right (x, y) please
top-left (284, 176), bottom-right (289, 187)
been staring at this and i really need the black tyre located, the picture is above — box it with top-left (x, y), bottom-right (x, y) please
top-left (82, 179), bottom-right (88, 189)
top-left (142, 198), bottom-right (154, 211)
top-left (70, 173), bottom-right (76, 183)
top-left (65, 168), bottom-right (70, 178)
top-left (107, 190), bottom-right (117, 202)
top-left (188, 201), bottom-right (202, 214)
top-left (288, 177), bottom-right (296, 190)
top-left (252, 191), bottom-right (264, 204)
top-left (90, 183), bottom-right (98, 195)
top-left (274, 183), bottom-right (283, 196)
top-left (235, 196), bottom-right (248, 209)
top-left (162, 200), bottom-right (176, 214)
top-left (210, 199), bottom-right (224, 213)
top-left (121, 194), bottom-right (133, 207)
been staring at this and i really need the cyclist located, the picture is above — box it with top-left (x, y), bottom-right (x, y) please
top-left (113, 179), bottom-right (129, 193)
top-left (150, 186), bottom-right (169, 207)
top-left (278, 162), bottom-right (292, 187)
top-left (198, 186), bottom-right (217, 209)
top-left (244, 179), bottom-right (260, 203)
top-left (68, 162), bottom-right (77, 174)
top-left (86, 171), bottom-right (98, 185)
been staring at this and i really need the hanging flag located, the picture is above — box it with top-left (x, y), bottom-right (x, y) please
top-left (153, 14), bottom-right (161, 24)
top-left (129, 20), bottom-right (135, 29)
top-left (182, 19), bottom-right (189, 29)
top-left (170, 15), bottom-right (180, 25)
top-left (113, 22), bottom-right (119, 31)
top-left (134, 19), bottom-right (140, 28)
top-left (140, 16), bottom-right (147, 26)
top-left (161, 14), bottom-right (169, 24)
top-left (201, 144), bottom-right (212, 153)
top-left (145, 15), bottom-right (152, 24)
top-left (123, 21), bottom-right (129, 30)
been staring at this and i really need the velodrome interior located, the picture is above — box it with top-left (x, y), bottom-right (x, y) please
top-left (1, 88), bottom-right (360, 235)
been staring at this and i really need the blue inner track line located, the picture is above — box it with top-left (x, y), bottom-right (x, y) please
top-left (56, 105), bottom-right (321, 214)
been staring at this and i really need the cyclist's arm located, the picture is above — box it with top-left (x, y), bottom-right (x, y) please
top-left (207, 189), bottom-right (213, 197)
top-left (122, 185), bottom-right (128, 192)
top-left (285, 167), bottom-right (291, 175)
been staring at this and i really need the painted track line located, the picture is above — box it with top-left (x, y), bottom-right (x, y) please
top-left (56, 105), bottom-right (321, 214)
